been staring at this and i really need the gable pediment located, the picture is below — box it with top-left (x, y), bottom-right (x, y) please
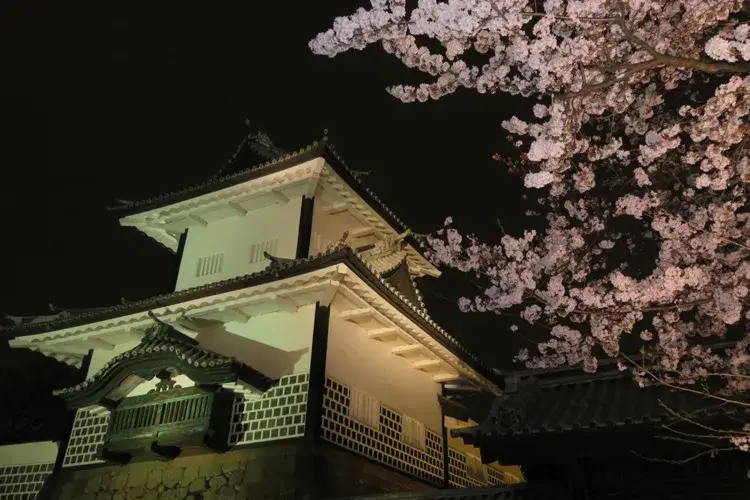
top-left (53, 319), bottom-right (276, 410)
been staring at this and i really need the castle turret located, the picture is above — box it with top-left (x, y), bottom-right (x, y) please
top-left (2, 132), bottom-right (518, 500)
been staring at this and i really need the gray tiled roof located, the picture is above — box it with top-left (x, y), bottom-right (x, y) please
top-left (454, 369), bottom-right (747, 439)
top-left (109, 137), bottom-right (417, 242)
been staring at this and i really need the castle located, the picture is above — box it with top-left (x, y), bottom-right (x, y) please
top-left (0, 132), bottom-right (521, 499)
top-left (3, 131), bottom-right (748, 500)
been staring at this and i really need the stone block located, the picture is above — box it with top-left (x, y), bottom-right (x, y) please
top-left (180, 465), bottom-right (199, 487)
top-left (127, 468), bottom-right (148, 488)
top-left (125, 485), bottom-right (144, 500)
top-left (201, 460), bottom-right (224, 479)
top-left (188, 478), bottom-right (206, 493)
top-left (218, 486), bottom-right (236, 500)
top-left (160, 486), bottom-right (187, 500)
top-left (142, 490), bottom-right (159, 500)
top-left (112, 473), bottom-right (129, 491)
top-left (227, 469), bottom-right (243, 488)
top-left (162, 467), bottom-right (183, 489)
top-left (99, 473), bottom-right (113, 491)
top-left (221, 460), bottom-right (240, 475)
top-left (84, 475), bottom-right (103, 494)
top-left (146, 470), bottom-right (162, 490)
top-left (209, 475), bottom-right (228, 490)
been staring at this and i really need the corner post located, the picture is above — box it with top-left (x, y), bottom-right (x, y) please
top-left (295, 302), bottom-right (330, 499)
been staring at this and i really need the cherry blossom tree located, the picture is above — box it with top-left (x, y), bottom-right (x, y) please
top-left (311, 0), bottom-right (750, 451)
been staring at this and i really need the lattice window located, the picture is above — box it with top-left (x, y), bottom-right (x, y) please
top-left (349, 387), bottom-right (380, 429)
top-left (62, 409), bottom-right (110, 468)
top-left (402, 414), bottom-right (426, 450)
top-left (0, 463), bottom-right (54, 499)
top-left (248, 239), bottom-right (278, 264)
top-left (448, 447), bottom-right (485, 488)
top-left (379, 406), bottom-right (402, 441)
top-left (466, 453), bottom-right (486, 482)
top-left (228, 372), bottom-right (308, 446)
top-left (322, 377), bottom-right (443, 485)
top-left (196, 253), bottom-right (224, 277)
top-left (485, 466), bottom-right (512, 486)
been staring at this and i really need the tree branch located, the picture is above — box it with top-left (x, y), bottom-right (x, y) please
top-left (624, 354), bottom-right (750, 408)
top-left (533, 291), bottom-right (712, 316)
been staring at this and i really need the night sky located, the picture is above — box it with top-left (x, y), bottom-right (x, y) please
top-left (0, 1), bottom-right (536, 418)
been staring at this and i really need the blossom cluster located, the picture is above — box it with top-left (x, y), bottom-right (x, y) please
top-left (312, 0), bottom-right (750, 452)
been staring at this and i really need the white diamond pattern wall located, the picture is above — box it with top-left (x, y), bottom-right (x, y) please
top-left (0, 463), bottom-right (54, 499)
top-left (228, 372), bottom-right (309, 446)
top-left (62, 409), bottom-right (110, 468)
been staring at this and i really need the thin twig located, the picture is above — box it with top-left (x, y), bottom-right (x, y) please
top-left (624, 354), bottom-right (750, 408)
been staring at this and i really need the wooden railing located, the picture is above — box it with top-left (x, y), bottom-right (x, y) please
top-left (103, 387), bottom-right (234, 460)
top-left (109, 392), bottom-right (211, 434)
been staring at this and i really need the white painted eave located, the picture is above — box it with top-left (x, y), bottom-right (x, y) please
top-left (118, 156), bottom-right (440, 279)
top-left (9, 262), bottom-right (492, 393)
top-left (9, 264), bottom-right (349, 368)
top-left (119, 158), bottom-right (326, 251)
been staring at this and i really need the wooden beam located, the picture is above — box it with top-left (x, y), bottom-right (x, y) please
top-left (227, 202), bottom-right (248, 216)
top-left (189, 214), bottom-right (208, 227)
top-left (392, 344), bottom-right (423, 356)
top-left (269, 190), bottom-right (289, 203)
top-left (433, 372), bottom-right (461, 383)
top-left (367, 327), bottom-right (400, 340)
top-left (271, 296), bottom-right (298, 313)
top-left (350, 227), bottom-right (375, 238)
top-left (215, 307), bottom-right (251, 323)
top-left (323, 202), bottom-right (349, 215)
top-left (32, 343), bottom-right (91, 356)
top-left (413, 359), bottom-right (442, 370)
top-left (80, 337), bottom-right (116, 351)
top-left (339, 308), bottom-right (373, 322)
top-left (100, 329), bottom-right (145, 344)
top-left (175, 317), bottom-right (200, 332)
top-left (49, 352), bottom-right (83, 367)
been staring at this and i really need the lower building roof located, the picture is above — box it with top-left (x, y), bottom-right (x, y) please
top-left (3, 246), bottom-right (499, 387)
top-left (454, 367), bottom-right (748, 442)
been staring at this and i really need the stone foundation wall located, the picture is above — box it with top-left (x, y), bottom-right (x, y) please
top-left (315, 442), bottom-right (438, 498)
top-left (50, 442), bottom-right (301, 500)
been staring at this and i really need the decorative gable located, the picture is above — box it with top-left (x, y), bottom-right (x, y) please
top-left (53, 318), bottom-right (275, 410)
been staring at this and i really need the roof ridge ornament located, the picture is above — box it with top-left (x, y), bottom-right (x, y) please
top-left (263, 251), bottom-right (297, 270)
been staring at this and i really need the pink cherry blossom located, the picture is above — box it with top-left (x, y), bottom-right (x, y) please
top-left (313, 0), bottom-right (750, 452)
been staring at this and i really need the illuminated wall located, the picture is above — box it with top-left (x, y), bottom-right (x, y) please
top-left (0, 441), bottom-right (57, 499)
top-left (196, 304), bottom-right (316, 380)
top-left (325, 303), bottom-right (443, 430)
top-left (309, 187), bottom-right (380, 255)
top-left (175, 196), bottom-right (303, 291)
top-left (86, 339), bottom-right (142, 379)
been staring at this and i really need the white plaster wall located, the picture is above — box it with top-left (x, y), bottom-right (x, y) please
top-left (175, 197), bottom-right (303, 291)
top-left (86, 339), bottom-right (142, 379)
top-left (325, 309), bottom-right (443, 431)
top-left (195, 303), bottom-right (316, 380)
top-left (309, 191), bottom-right (380, 254)
top-left (0, 441), bottom-right (58, 466)
top-left (126, 374), bottom-right (196, 398)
